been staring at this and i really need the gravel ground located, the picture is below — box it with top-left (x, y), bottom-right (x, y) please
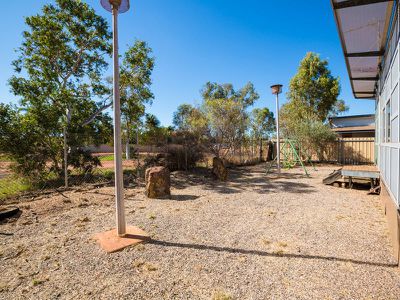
top-left (1, 164), bottom-right (399, 299)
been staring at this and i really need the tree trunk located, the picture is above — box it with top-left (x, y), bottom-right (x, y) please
top-left (259, 139), bottom-right (263, 162)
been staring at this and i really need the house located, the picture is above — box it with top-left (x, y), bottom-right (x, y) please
top-left (331, 0), bottom-right (400, 262)
top-left (329, 114), bottom-right (375, 138)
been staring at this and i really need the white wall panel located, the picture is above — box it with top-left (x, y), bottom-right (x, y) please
top-left (377, 44), bottom-right (400, 207)
top-left (390, 148), bottom-right (399, 206)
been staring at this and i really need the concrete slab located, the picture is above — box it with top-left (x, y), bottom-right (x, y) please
top-left (94, 226), bottom-right (150, 253)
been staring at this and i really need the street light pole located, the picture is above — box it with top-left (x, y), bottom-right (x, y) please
top-left (275, 93), bottom-right (281, 174)
top-left (111, 4), bottom-right (126, 236)
top-left (270, 84), bottom-right (283, 175)
top-left (96, 0), bottom-right (149, 252)
top-left (100, 0), bottom-right (130, 236)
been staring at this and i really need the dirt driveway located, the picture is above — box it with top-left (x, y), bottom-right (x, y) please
top-left (1, 165), bottom-right (399, 299)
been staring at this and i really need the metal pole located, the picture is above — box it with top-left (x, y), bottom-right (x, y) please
top-left (276, 94), bottom-right (281, 174)
top-left (112, 5), bottom-right (126, 236)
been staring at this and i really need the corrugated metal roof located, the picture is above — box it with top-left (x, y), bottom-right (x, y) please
top-left (332, 125), bottom-right (375, 132)
top-left (329, 114), bottom-right (375, 119)
top-left (331, 0), bottom-right (395, 99)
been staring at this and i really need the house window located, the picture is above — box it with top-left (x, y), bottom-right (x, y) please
top-left (385, 101), bottom-right (391, 142)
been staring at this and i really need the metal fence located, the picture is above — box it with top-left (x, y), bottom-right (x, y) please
top-left (0, 153), bottom-right (144, 204)
top-left (263, 137), bottom-right (375, 166)
top-left (323, 137), bottom-right (375, 165)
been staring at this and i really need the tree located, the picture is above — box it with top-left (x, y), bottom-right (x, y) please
top-left (120, 40), bottom-right (155, 159)
top-left (291, 117), bottom-right (337, 161)
top-left (145, 113), bottom-right (161, 129)
top-left (250, 108), bottom-right (275, 160)
top-left (142, 114), bottom-right (163, 146)
top-left (173, 104), bottom-right (195, 131)
top-left (250, 108), bottom-right (275, 140)
top-left (201, 82), bottom-right (259, 108)
top-left (283, 52), bottom-right (347, 122)
top-left (201, 82), bottom-right (259, 158)
top-left (4, 0), bottom-right (113, 183)
top-left (280, 52), bottom-right (344, 161)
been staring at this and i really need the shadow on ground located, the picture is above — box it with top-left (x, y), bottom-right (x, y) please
top-left (170, 194), bottom-right (200, 201)
top-left (171, 165), bottom-right (316, 195)
top-left (147, 239), bottom-right (397, 269)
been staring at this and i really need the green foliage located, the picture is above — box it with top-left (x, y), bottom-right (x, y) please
top-left (289, 118), bottom-right (337, 161)
top-left (200, 82), bottom-right (259, 157)
top-left (141, 114), bottom-right (173, 146)
top-left (68, 148), bottom-right (101, 173)
top-left (173, 104), bottom-right (195, 131)
top-left (281, 52), bottom-right (343, 160)
top-left (0, 104), bottom-right (57, 180)
top-left (171, 83), bottom-right (260, 159)
top-left (283, 52), bottom-right (347, 123)
top-left (201, 82), bottom-right (259, 108)
top-left (172, 104), bottom-right (209, 142)
top-left (250, 107), bottom-right (275, 140)
top-left (1, 0), bottom-right (114, 181)
top-left (120, 40), bottom-right (155, 148)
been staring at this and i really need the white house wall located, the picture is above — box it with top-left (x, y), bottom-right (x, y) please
top-left (377, 42), bottom-right (400, 207)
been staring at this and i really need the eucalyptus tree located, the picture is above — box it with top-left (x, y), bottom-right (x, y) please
top-left (7, 0), bottom-right (113, 183)
top-left (201, 82), bottom-right (259, 158)
top-left (250, 107), bottom-right (275, 160)
top-left (280, 52), bottom-right (344, 160)
top-left (119, 40), bottom-right (154, 159)
top-left (282, 52), bottom-right (347, 124)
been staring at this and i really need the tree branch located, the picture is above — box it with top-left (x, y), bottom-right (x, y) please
top-left (81, 100), bottom-right (112, 126)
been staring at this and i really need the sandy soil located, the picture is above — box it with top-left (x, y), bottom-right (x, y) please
top-left (0, 165), bottom-right (399, 299)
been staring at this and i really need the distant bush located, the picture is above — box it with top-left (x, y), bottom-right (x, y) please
top-left (68, 148), bottom-right (101, 174)
top-left (164, 145), bottom-right (203, 171)
top-left (143, 144), bottom-right (203, 172)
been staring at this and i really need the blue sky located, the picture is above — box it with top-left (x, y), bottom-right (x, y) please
top-left (0, 0), bottom-right (375, 126)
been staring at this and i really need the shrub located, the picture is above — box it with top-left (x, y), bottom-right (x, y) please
top-left (68, 148), bottom-right (101, 174)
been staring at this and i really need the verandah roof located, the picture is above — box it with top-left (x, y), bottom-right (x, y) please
top-left (331, 0), bottom-right (395, 99)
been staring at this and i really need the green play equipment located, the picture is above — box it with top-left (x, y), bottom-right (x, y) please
top-left (266, 139), bottom-right (315, 177)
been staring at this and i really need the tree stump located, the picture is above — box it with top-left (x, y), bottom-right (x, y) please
top-left (212, 157), bottom-right (228, 181)
top-left (145, 166), bottom-right (171, 199)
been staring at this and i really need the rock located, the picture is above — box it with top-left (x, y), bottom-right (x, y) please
top-left (212, 157), bottom-right (227, 181)
top-left (145, 166), bottom-right (171, 199)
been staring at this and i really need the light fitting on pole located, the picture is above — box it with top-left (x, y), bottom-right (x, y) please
top-left (100, 0), bottom-right (130, 13)
top-left (270, 84), bottom-right (283, 95)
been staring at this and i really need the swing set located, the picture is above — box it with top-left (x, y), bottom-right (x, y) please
top-left (266, 139), bottom-right (315, 177)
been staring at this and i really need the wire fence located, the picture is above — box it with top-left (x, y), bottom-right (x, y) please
top-left (0, 141), bottom-right (269, 203)
top-left (0, 153), bottom-right (144, 204)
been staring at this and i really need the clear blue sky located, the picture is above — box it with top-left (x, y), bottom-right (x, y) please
top-left (0, 0), bottom-right (375, 126)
